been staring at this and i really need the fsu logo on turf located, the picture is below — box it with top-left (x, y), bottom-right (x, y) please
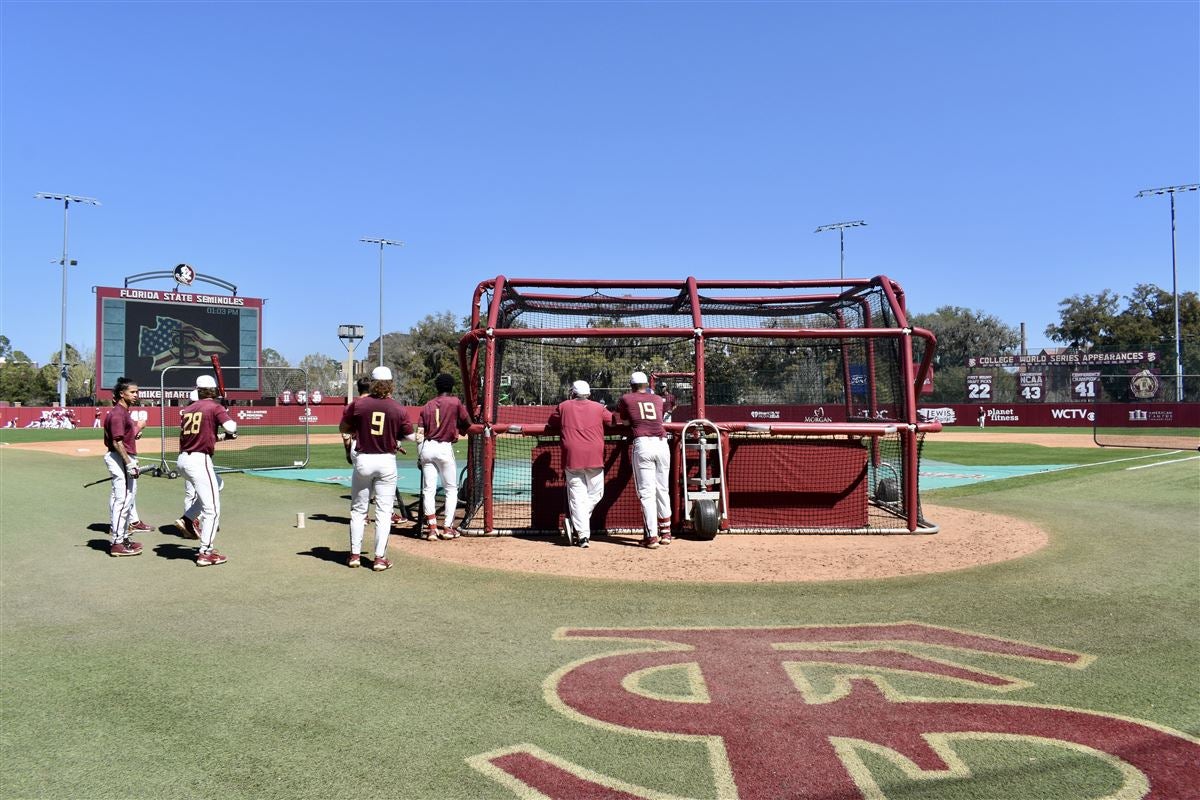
top-left (470, 623), bottom-right (1199, 799)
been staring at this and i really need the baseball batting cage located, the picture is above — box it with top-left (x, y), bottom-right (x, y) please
top-left (147, 365), bottom-right (312, 476)
top-left (456, 276), bottom-right (942, 537)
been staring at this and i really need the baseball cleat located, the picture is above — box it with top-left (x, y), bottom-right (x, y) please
top-left (659, 532), bottom-right (674, 545)
top-left (579, 537), bottom-right (590, 549)
top-left (109, 541), bottom-right (141, 557)
top-left (372, 557), bottom-right (393, 572)
top-left (348, 554), bottom-right (361, 568)
top-left (438, 527), bottom-right (461, 540)
top-left (124, 539), bottom-right (143, 552)
top-left (641, 536), bottom-right (660, 549)
top-left (127, 520), bottom-right (153, 533)
top-left (195, 550), bottom-right (228, 567)
top-left (175, 517), bottom-right (199, 539)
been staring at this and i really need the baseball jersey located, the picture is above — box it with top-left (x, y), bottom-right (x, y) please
top-left (617, 391), bottom-right (667, 438)
top-left (341, 396), bottom-right (413, 454)
top-left (104, 404), bottom-right (139, 456)
top-left (179, 399), bottom-right (235, 455)
top-left (550, 398), bottom-right (612, 470)
top-left (420, 395), bottom-right (470, 443)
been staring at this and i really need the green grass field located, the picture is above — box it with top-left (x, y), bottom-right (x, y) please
top-left (1, 433), bottom-right (1197, 799)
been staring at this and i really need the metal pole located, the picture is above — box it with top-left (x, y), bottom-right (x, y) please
top-left (839, 228), bottom-right (845, 282)
top-left (378, 242), bottom-right (385, 367)
top-left (59, 198), bottom-right (70, 408)
top-left (1170, 192), bottom-right (1182, 401)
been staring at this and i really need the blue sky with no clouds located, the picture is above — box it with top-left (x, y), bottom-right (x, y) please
top-left (2, 1), bottom-right (1196, 366)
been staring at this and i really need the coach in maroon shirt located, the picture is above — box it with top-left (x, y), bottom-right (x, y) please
top-left (546, 380), bottom-right (611, 548)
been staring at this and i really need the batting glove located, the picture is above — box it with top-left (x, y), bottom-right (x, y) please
top-left (125, 462), bottom-right (140, 478)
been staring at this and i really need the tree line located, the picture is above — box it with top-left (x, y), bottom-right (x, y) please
top-left (2, 285), bottom-right (1196, 407)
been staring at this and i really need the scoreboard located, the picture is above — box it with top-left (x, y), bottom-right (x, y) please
top-left (95, 286), bottom-right (263, 400)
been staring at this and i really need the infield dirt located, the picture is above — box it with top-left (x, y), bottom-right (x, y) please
top-left (4, 431), bottom-right (1061, 583)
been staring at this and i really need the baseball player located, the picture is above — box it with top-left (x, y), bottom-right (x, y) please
top-left (339, 366), bottom-right (415, 571)
top-left (417, 373), bottom-right (471, 540)
top-left (659, 382), bottom-right (678, 423)
top-left (175, 390), bottom-right (209, 540)
top-left (177, 375), bottom-right (237, 566)
top-left (102, 377), bottom-right (148, 556)
top-left (615, 371), bottom-right (672, 548)
top-left (546, 380), bottom-right (610, 548)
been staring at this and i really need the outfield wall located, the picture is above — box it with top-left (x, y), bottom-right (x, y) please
top-left (3, 402), bottom-right (1197, 430)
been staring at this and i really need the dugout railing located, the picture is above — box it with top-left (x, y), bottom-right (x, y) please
top-left (455, 276), bottom-right (942, 536)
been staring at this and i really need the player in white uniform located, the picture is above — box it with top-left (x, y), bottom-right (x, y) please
top-left (417, 373), bottom-right (471, 540)
top-left (615, 371), bottom-right (672, 548)
top-left (177, 375), bottom-right (237, 566)
top-left (546, 380), bottom-right (611, 548)
top-left (339, 366), bottom-right (416, 571)
top-left (102, 377), bottom-right (146, 556)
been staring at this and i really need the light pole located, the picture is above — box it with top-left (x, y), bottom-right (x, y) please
top-left (35, 192), bottom-right (100, 407)
top-left (814, 220), bottom-right (867, 282)
top-left (359, 237), bottom-right (403, 367)
top-left (338, 324), bottom-right (365, 404)
top-left (1137, 184), bottom-right (1198, 402)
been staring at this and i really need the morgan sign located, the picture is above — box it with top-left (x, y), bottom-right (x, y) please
top-left (471, 624), bottom-right (1199, 799)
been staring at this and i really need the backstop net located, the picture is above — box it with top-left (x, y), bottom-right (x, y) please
top-left (1092, 373), bottom-right (1200, 450)
top-left (457, 276), bottom-right (941, 536)
top-left (153, 366), bottom-right (311, 474)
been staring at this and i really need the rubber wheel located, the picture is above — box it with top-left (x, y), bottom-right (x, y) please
top-left (167, 470), bottom-right (178, 480)
top-left (692, 499), bottom-right (719, 540)
top-left (149, 467), bottom-right (162, 478)
top-left (875, 477), bottom-right (899, 503)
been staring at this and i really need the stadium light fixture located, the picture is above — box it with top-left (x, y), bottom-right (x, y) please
top-left (359, 237), bottom-right (404, 367)
top-left (338, 324), bottom-right (365, 404)
top-left (814, 220), bottom-right (867, 282)
top-left (1136, 183), bottom-right (1198, 402)
top-left (35, 192), bottom-right (100, 408)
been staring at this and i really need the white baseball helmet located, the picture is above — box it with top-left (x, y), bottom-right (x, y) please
top-left (630, 371), bottom-right (649, 385)
top-left (196, 375), bottom-right (217, 389)
top-left (371, 366), bottom-right (393, 381)
top-left (571, 380), bottom-right (591, 397)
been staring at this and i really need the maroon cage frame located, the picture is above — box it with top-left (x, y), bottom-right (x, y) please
top-left (457, 276), bottom-right (941, 534)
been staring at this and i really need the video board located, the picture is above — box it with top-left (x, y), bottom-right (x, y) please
top-left (95, 287), bottom-right (262, 400)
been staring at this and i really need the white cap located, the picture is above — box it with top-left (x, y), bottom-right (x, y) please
top-left (571, 380), bottom-right (591, 397)
top-left (189, 389), bottom-right (199, 402)
top-left (371, 366), bottom-right (393, 381)
top-left (630, 371), bottom-right (649, 385)
top-left (196, 375), bottom-right (217, 389)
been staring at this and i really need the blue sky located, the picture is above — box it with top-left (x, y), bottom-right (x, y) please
top-left (2, 1), bottom-right (1197, 367)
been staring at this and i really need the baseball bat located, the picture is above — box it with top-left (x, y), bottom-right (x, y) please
top-left (83, 476), bottom-right (111, 488)
top-left (210, 354), bottom-right (227, 403)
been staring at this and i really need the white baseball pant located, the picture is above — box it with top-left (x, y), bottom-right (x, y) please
top-left (565, 466), bottom-right (604, 541)
top-left (104, 451), bottom-right (138, 544)
top-left (177, 451), bottom-right (223, 550)
top-left (418, 440), bottom-right (458, 530)
top-left (183, 470), bottom-right (223, 518)
top-left (350, 452), bottom-right (397, 558)
top-left (631, 436), bottom-right (671, 538)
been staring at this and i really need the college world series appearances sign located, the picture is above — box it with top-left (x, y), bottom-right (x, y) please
top-left (470, 624), bottom-right (1200, 798)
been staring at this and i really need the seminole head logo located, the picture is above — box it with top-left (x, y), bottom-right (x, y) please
top-left (470, 623), bottom-right (1199, 799)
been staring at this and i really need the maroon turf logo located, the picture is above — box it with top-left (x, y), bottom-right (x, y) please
top-left (470, 623), bottom-right (1199, 799)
